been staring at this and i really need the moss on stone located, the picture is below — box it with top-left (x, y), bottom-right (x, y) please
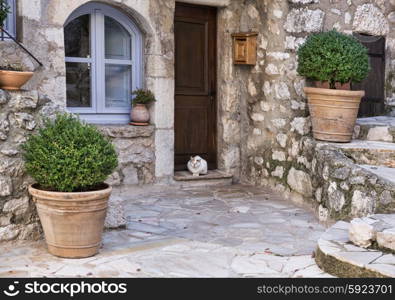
top-left (315, 247), bottom-right (388, 278)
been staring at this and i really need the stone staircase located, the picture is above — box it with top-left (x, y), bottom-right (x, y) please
top-left (349, 117), bottom-right (395, 185)
top-left (310, 116), bottom-right (395, 220)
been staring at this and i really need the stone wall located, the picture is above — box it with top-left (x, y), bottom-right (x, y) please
top-left (244, 0), bottom-right (395, 221)
top-left (0, 89), bottom-right (155, 241)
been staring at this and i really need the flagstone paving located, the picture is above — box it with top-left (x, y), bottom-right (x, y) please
top-left (0, 184), bottom-right (332, 278)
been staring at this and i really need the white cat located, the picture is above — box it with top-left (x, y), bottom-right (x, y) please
top-left (187, 156), bottom-right (208, 177)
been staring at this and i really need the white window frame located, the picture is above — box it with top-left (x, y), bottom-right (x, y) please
top-left (64, 3), bottom-right (143, 124)
top-left (1, 0), bottom-right (16, 40)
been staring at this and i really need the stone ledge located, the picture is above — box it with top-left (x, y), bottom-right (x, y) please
top-left (97, 125), bottom-right (155, 139)
top-left (315, 220), bottom-right (395, 278)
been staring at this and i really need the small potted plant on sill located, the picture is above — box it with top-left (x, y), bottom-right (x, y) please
top-left (23, 114), bottom-right (118, 258)
top-left (297, 30), bottom-right (370, 142)
top-left (0, 1), bottom-right (34, 90)
top-left (0, 62), bottom-right (34, 90)
top-left (130, 88), bottom-right (157, 126)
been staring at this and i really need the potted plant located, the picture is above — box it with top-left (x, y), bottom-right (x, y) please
top-left (130, 89), bottom-right (156, 125)
top-left (22, 114), bottom-right (118, 258)
top-left (297, 30), bottom-right (370, 142)
top-left (0, 62), bottom-right (34, 90)
top-left (0, 1), bottom-right (34, 90)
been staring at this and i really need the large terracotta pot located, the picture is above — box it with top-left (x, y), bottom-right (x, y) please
top-left (131, 103), bottom-right (150, 124)
top-left (0, 70), bottom-right (34, 90)
top-left (28, 184), bottom-right (112, 258)
top-left (304, 87), bottom-right (365, 142)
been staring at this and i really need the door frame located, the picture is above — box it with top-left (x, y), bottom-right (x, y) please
top-left (174, 2), bottom-right (218, 170)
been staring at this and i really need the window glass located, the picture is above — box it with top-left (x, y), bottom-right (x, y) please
top-left (66, 62), bottom-right (91, 107)
top-left (105, 64), bottom-right (131, 108)
top-left (64, 15), bottom-right (90, 58)
top-left (105, 16), bottom-right (132, 60)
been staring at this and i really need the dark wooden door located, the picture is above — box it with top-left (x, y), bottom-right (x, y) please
top-left (352, 34), bottom-right (385, 117)
top-left (174, 3), bottom-right (217, 170)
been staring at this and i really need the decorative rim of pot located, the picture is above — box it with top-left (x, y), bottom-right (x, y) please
top-left (304, 87), bottom-right (365, 97)
top-left (28, 183), bottom-right (112, 201)
top-left (0, 70), bottom-right (34, 74)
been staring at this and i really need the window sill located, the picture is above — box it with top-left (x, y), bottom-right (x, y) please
top-left (96, 124), bottom-right (155, 138)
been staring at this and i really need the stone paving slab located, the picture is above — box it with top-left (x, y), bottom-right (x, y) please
top-left (0, 184), bottom-right (330, 278)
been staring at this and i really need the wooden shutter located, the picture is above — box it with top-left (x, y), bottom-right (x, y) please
top-left (352, 33), bottom-right (386, 118)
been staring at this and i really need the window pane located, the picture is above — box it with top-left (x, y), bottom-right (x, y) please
top-left (105, 64), bottom-right (131, 108)
top-left (66, 62), bottom-right (91, 107)
top-left (105, 17), bottom-right (131, 60)
top-left (65, 15), bottom-right (90, 58)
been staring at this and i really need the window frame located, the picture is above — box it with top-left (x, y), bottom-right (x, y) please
top-left (64, 3), bottom-right (143, 124)
top-left (0, 0), bottom-right (16, 40)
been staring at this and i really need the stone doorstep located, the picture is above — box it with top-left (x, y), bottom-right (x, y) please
top-left (173, 170), bottom-right (233, 187)
top-left (355, 117), bottom-right (395, 142)
top-left (329, 140), bottom-right (395, 168)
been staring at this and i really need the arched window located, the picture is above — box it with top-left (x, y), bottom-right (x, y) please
top-left (64, 3), bottom-right (143, 123)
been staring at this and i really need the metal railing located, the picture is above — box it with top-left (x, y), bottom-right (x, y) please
top-left (0, 27), bottom-right (43, 69)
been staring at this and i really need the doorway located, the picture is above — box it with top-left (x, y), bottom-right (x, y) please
top-left (174, 3), bottom-right (217, 170)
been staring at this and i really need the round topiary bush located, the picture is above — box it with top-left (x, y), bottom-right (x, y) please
top-left (22, 114), bottom-right (118, 192)
top-left (297, 30), bottom-right (370, 89)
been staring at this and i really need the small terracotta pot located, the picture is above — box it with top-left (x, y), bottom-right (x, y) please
top-left (0, 70), bottom-right (34, 90)
top-left (131, 103), bottom-right (150, 124)
top-left (29, 184), bottom-right (112, 258)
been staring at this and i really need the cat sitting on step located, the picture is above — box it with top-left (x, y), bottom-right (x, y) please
top-left (187, 156), bottom-right (208, 177)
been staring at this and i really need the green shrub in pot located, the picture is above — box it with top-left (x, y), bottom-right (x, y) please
top-left (22, 113), bottom-right (118, 258)
top-left (297, 30), bottom-right (370, 142)
top-left (297, 30), bottom-right (369, 89)
top-left (22, 113), bottom-right (118, 192)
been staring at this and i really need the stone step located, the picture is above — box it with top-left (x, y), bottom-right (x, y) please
top-left (333, 140), bottom-right (395, 168)
top-left (354, 116), bottom-right (395, 142)
top-left (358, 165), bottom-right (395, 185)
top-left (174, 170), bottom-right (233, 187)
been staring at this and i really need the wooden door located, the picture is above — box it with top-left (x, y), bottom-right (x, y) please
top-left (352, 34), bottom-right (385, 117)
top-left (174, 3), bottom-right (217, 170)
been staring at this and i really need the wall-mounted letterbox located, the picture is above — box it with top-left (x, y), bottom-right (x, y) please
top-left (232, 32), bottom-right (258, 65)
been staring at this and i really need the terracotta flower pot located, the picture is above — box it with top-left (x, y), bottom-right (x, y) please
top-left (131, 103), bottom-right (150, 124)
top-left (304, 87), bottom-right (365, 143)
top-left (0, 70), bottom-right (34, 90)
top-left (28, 184), bottom-right (112, 258)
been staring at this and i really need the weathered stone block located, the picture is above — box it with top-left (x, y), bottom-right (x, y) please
top-left (377, 228), bottom-right (395, 251)
top-left (0, 175), bottom-right (12, 197)
top-left (0, 224), bottom-right (20, 241)
top-left (122, 165), bottom-right (139, 185)
top-left (2, 196), bottom-right (30, 216)
top-left (105, 194), bottom-right (126, 229)
top-left (287, 167), bottom-right (313, 197)
top-left (284, 8), bottom-right (324, 33)
top-left (353, 4), bottom-right (389, 36)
